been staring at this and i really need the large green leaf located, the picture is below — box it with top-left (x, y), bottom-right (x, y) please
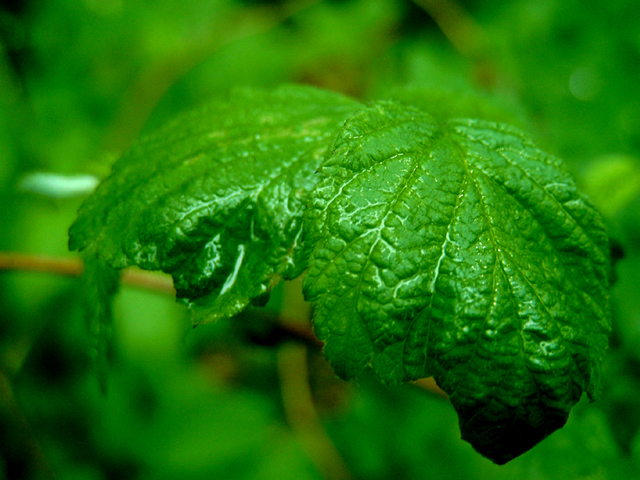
top-left (303, 100), bottom-right (611, 463)
top-left (69, 85), bottom-right (360, 322)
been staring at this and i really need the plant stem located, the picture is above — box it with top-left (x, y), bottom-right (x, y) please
top-left (412, 0), bottom-right (485, 58)
top-left (0, 252), bottom-right (83, 277)
top-left (105, 0), bottom-right (324, 151)
top-left (0, 372), bottom-right (55, 478)
top-left (0, 252), bottom-right (448, 399)
top-left (277, 342), bottom-right (354, 480)
top-left (0, 252), bottom-right (175, 294)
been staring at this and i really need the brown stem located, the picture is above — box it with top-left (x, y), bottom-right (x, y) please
top-left (411, 0), bottom-right (500, 88)
top-left (0, 252), bottom-right (448, 398)
top-left (277, 342), bottom-right (354, 480)
top-left (0, 252), bottom-right (83, 277)
top-left (120, 270), bottom-right (175, 295)
top-left (0, 252), bottom-right (175, 295)
top-left (412, 0), bottom-right (486, 58)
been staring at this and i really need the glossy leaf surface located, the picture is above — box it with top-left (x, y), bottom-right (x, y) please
top-left (304, 100), bottom-right (611, 463)
top-left (69, 85), bottom-right (360, 322)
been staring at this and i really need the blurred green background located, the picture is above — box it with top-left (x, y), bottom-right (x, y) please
top-left (1, 0), bottom-right (640, 478)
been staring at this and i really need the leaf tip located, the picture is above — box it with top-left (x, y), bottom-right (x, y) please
top-left (459, 407), bottom-right (569, 464)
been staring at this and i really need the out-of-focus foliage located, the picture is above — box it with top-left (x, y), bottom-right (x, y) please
top-left (1, 0), bottom-right (640, 478)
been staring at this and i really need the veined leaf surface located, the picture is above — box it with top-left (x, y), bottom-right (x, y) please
top-left (304, 100), bottom-right (611, 463)
top-left (69, 85), bottom-right (360, 322)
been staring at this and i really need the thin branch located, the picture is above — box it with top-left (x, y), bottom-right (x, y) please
top-left (121, 269), bottom-right (175, 295)
top-left (0, 372), bottom-right (55, 478)
top-left (277, 342), bottom-right (354, 480)
top-left (278, 277), bottom-right (320, 345)
top-left (0, 252), bottom-right (83, 277)
top-left (0, 252), bottom-right (448, 398)
top-left (105, 0), bottom-right (324, 151)
top-left (277, 277), bottom-right (353, 479)
top-left (411, 0), bottom-right (500, 88)
top-left (0, 252), bottom-right (175, 294)
top-left (412, 0), bottom-right (486, 58)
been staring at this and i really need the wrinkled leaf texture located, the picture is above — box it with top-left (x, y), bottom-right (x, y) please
top-left (304, 100), bottom-right (611, 463)
top-left (69, 85), bottom-right (359, 322)
top-left (70, 86), bottom-right (611, 464)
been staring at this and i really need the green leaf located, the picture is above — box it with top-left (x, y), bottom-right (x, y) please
top-left (81, 257), bottom-right (119, 392)
top-left (303, 100), bottom-right (611, 463)
top-left (69, 85), bottom-right (360, 323)
top-left (378, 85), bottom-right (527, 128)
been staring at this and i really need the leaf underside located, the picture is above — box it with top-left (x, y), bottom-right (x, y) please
top-left (81, 257), bottom-right (119, 393)
top-left (303, 100), bottom-right (611, 463)
top-left (69, 85), bottom-right (360, 322)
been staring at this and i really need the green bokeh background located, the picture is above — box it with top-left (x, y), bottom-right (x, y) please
top-left (1, 0), bottom-right (640, 478)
